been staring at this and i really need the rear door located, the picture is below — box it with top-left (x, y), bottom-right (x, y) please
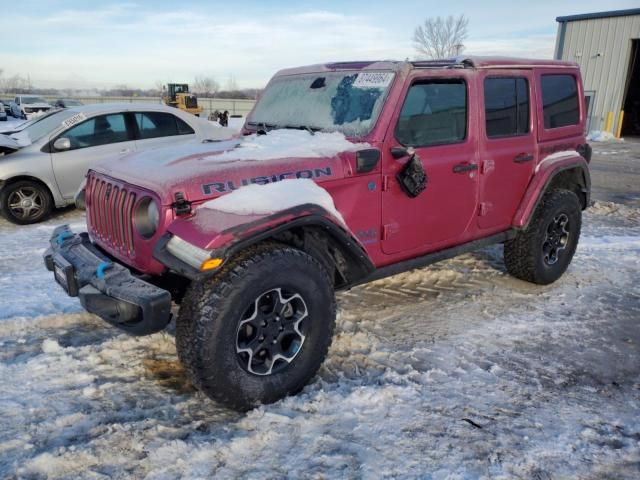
top-left (133, 111), bottom-right (197, 151)
top-left (477, 70), bottom-right (536, 230)
top-left (381, 70), bottom-right (480, 255)
top-left (50, 113), bottom-right (136, 199)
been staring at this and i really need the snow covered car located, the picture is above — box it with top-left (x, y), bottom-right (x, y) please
top-left (45, 57), bottom-right (591, 410)
top-left (13, 95), bottom-right (53, 119)
top-left (0, 103), bottom-right (233, 224)
top-left (0, 108), bottom-right (60, 135)
top-left (0, 99), bottom-right (13, 116)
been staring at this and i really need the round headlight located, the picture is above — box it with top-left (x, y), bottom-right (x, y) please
top-left (135, 197), bottom-right (160, 238)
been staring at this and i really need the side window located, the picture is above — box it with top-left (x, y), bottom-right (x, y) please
top-left (484, 77), bottom-right (529, 138)
top-left (395, 79), bottom-right (467, 147)
top-left (63, 114), bottom-right (129, 150)
top-left (176, 116), bottom-right (195, 135)
top-left (541, 74), bottom-right (579, 129)
top-left (135, 112), bottom-right (194, 139)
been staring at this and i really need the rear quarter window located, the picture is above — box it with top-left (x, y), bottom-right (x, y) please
top-left (135, 112), bottom-right (195, 139)
top-left (541, 74), bottom-right (579, 129)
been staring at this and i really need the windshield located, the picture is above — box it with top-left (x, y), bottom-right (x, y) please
top-left (248, 71), bottom-right (395, 136)
top-left (23, 97), bottom-right (48, 104)
top-left (16, 109), bottom-right (77, 143)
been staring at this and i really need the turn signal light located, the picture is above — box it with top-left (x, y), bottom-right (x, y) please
top-left (200, 258), bottom-right (223, 271)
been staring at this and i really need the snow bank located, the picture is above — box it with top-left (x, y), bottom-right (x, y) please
top-left (207, 129), bottom-right (369, 162)
top-left (579, 235), bottom-right (640, 249)
top-left (200, 179), bottom-right (345, 223)
top-left (587, 130), bottom-right (623, 142)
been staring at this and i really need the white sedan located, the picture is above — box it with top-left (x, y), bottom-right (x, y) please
top-left (0, 103), bottom-right (235, 224)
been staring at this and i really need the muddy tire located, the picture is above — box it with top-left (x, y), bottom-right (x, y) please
top-left (0, 180), bottom-right (53, 225)
top-left (504, 189), bottom-right (581, 285)
top-left (176, 243), bottom-right (336, 411)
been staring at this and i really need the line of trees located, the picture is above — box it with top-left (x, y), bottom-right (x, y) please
top-left (0, 69), bottom-right (259, 99)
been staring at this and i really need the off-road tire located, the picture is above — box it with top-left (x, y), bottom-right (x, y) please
top-left (504, 189), bottom-right (581, 285)
top-left (176, 243), bottom-right (336, 411)
top-left (0, 180), bottom-right (53, 225)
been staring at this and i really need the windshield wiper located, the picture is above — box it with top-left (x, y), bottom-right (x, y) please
top-left (247, 122), bottom-right (320, 135)
top-left (280, 124), bottom-right (319, 135)
top-left (247, 121), bottom-right (276, 135)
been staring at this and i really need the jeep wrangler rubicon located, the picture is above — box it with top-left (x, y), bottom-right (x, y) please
top-left (45, 57), bottom-right (591, 410)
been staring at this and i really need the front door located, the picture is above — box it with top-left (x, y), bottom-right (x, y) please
top-left (381, 73), bottom-right (479, 255)
top-left (50, 113), bottom-right (136, 199)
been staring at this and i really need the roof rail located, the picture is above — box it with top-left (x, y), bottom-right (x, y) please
top-left (324, 61), bottom-right (379, 70)
top-left (411, 57), bottom-right (475, 69)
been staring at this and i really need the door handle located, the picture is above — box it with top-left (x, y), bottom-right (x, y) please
top-left (452, 163), bottom-right (478, 174)
top-left (119, 148), bottom-right (131, 155)
top-left (514, 153), bottom-right (534, 163)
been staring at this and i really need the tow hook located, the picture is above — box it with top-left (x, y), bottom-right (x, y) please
top-left (172, 192), bottom-right (192, 216)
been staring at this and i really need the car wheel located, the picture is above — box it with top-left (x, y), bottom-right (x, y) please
top-left (0, 180), bottom-right (53, 225)
top-left (176, 243), bottom-right (336, 410)
top-left (504, 189), bottom-right (581, 285)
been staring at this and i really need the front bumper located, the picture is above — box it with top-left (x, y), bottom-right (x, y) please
top-left (43, 225), bottom-right (172, 335)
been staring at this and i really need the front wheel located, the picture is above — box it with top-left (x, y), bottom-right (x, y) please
top-left (0, 180), bottom-right (53, 225)
top-left (504, 189), bottom-right (582, 285)
top-left (176, 244), bottom-right (336, 410)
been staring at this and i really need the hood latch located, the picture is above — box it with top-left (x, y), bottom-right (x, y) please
top-left (172, 192), bottom-right (192, 216)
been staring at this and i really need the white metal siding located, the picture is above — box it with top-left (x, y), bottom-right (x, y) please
top-left (557, 14), bottom-right (640, 133)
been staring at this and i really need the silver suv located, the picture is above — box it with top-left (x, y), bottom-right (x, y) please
top-left (0, 103), bottom-right (232, 224)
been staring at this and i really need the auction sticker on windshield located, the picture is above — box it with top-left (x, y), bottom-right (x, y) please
top-left (353, 72), bottom-right (394, 89)
top-left (61, 112), bottom-right (87, 130)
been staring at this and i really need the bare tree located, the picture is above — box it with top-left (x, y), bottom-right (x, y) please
top-left (413, 15), bottom-right (469, 59)
top-left (154, 80), bottom-right (165, 94)
top-left (226, 74), bottom-right (239, 92)
top-left (192, 75), bottom-right (220, 98)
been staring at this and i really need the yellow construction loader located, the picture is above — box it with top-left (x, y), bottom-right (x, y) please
top-left (162, 84), bottom-right (203, 116)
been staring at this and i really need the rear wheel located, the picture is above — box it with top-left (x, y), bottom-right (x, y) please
top-left (176, 244), bottom-right (336, 410)
top-left (504, 189), bottom-right (581, 285)
top-left (0, 180), bottom-right (53, 225)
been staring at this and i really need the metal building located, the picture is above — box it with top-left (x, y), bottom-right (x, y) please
top-left (555, 8), bottom-right (640, 136)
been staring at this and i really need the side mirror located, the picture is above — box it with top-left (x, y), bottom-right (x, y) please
top-left (53, 137), bottom-right (71, 151)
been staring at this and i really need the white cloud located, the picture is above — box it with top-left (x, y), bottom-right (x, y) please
top-left (0, 6), bottom-right (410, 89)
top-left (0, 3), bottom-right (563, 90)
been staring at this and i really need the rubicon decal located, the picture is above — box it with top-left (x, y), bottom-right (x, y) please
top-left (202, 167), bottom-right (333, 195)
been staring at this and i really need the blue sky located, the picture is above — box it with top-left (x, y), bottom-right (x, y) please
top-left (0, 0), bottom-right (638, 89)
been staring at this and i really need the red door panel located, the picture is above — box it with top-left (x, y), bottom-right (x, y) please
top-left (381, 71), bottom-right (479, 255)
top-left (478, 71), bottom-right (536, 231)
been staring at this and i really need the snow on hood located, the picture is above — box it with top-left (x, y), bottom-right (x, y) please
top-left (94, 129), bottom-right (368, 203)
top-left (0, 133), bottom-right (30, 153)
top-left (0, 134), bottom-right (21, 151)
top-left (201, 129), bottom-right (370, 163)
top-left (199, 178), bottom-right (345, 223)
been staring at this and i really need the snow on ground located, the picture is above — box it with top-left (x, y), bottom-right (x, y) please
top-left (0, 202), bottom-right (638, 479)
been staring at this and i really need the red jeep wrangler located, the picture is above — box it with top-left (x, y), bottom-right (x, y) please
top-left (45, 57), bottom-right (591, 410)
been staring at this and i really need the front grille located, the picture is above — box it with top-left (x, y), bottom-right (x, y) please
top-left (86, 173), bottom-right (136, 256)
